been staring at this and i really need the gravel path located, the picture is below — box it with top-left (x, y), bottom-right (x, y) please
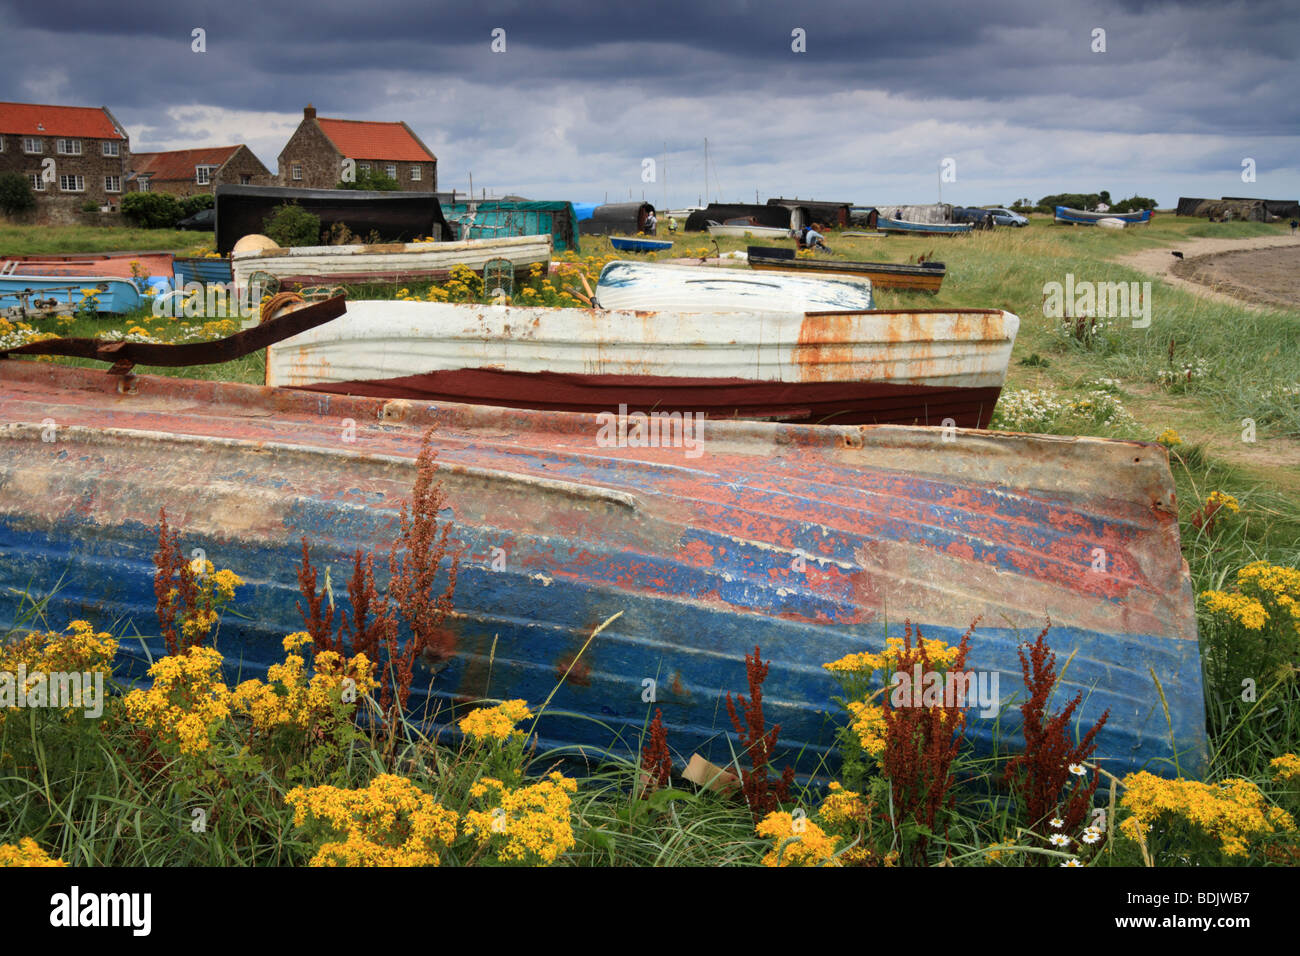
top-left (1114, 234), bottom-right (1300, 310)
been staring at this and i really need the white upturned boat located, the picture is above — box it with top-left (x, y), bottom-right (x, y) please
top-left (231, 234), bottom-right (552, 289)
top-left (265, 299), bottom-right (1019, 428)
top-left (706, 223), bottom-right (793, 240)
top-left (593, 260), bottom-right (874, 312)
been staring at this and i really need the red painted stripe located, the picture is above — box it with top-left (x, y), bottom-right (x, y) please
top-left (290, 367), bottom-right (1003, 427)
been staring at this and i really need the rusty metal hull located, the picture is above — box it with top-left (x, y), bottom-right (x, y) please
top-left (0, 362), bottom-right (1206, 778)
top-left (264, 300), bottom-right (1019, 428)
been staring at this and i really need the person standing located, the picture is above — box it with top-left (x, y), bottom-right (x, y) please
top-left (644, 209), bottom-right (658, 235)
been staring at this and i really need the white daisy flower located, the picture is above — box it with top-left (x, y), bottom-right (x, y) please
top-left (1060, 859), bottom-right (1082, 867)
top-left (1082, 828), bottom-right (1102, 844)
top-left (1068, 763), bottom-right (1087, 776)
top-left (1050, 833), bottom-right (1071, 847)
top-left (1049, 817), bottom-right (1065, 829)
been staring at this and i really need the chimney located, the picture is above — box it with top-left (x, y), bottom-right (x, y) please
top-left (304, 104), bottom-right (316, 119)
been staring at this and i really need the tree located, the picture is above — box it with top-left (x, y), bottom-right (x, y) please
top-left (1111, 194), bottom-right (1158, 213)
top-left (179, 193), bottom-right (214, 217)
top-left (122, 192), bottom-right (182, 228)
top-left (0, 172), bottom-right (36, 216)
top-left (263, 202), bottom-right (322, 247)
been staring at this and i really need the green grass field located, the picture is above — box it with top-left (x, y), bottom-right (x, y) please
top-left (2, 218), bottom-right (1298, 867)
top-left (0, 223), bottom-right (210, 256)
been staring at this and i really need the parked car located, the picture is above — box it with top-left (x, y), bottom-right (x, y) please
top-left (176, 208), bottom-right (216, 231)
top-left (952, 206), bottom-right (995, 229)
top-left (984, 207), bottom-right (1029, 227)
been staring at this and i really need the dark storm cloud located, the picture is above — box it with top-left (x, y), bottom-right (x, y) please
top-left (0, 0), bottom-right (1295, 204)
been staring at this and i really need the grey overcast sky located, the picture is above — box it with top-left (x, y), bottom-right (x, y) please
top-left (2, 0), bottom-right (1296, 208)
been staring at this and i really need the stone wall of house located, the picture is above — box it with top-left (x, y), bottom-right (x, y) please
top-left (352, 157), bottom-right (437, 192)
top-left (214, 146), bottom-right (274, 190)
top-left (277, 121), bottom-right (343, 189)
top-left (1, 198), bottom-right (121, 227)
top-left (0, 134), bottom-right (129, 213)
top-left (137, 178), bottom-right (202, 198)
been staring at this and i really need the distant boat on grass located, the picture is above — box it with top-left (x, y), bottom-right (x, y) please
top-left (877, 217), bottom-right (973, 236)
top-left (609, 236), bottom-right (673, 253)
top-left (746, 246), bottom-right (945, 292)
top-left (1054, 207), bottom-right (1152, 226)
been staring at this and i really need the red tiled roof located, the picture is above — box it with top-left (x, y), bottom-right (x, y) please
top-left (0, 101), bottom-right (125, 139)
top-left (316, 117), bottom-right (435, 163)
top-left (130, 146), bottom-right (241, 182)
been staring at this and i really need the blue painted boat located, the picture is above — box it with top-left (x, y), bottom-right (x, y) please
top-left (877, 217), bottom-right (974, 236)
top-left (0, 362), bottom-right (1206, 779)
top-left (0, 275), bottom-right (142, 315)
top-left (172, 256), bottom-right (235, 287)
top-left (609, 236), bottom-right (673, 253)
top-left (1054, 206), bottom-right (1153, 226)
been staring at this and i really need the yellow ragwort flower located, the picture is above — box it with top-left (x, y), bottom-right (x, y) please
top-left (755, 811), bottom-right (841, 867)
top-left (1118, 771), bottom-right (1295, 857)
top-left (0, 838), bottom-right (67, 867)
top-left (458, 699), bottom-right (532, 742)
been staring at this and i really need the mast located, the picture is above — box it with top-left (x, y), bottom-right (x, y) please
top-left (704, 138), bottom-right (708, 205)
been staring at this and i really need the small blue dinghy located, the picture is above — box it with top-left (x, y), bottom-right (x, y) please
top-left (609, 236), bottom-right (673, 253)
top-left (0, 275), bottom-right (142, 315)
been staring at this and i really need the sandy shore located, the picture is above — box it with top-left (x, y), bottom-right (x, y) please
top-left (1115, 234), bottom-right (1300, 310)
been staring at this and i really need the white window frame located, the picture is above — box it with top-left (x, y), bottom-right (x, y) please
top-left (196, 165), bottom-right (216, 185)
top-left (104, 176), bottom-right (121, 193)
top-left (29, 173), bottom-right (45, 192)
top-left (102, 140), bottom-right (120, 157)
top-left (138, 177), bottom-right (151, 193)
top-left (291, 163), bottom-right (303, 181)
top-left (385, 164), bottom-right (397, 180)
top-left (0, 136), bottom-right (4, 153)
top-left (358, 162), bottom-right (370, 173)
top-left (23, 137), bottom-right (43, 154)
top-left (59, 174), bottom-right (85, 192)
top-left (56, 138), bottom-right (82, 156)
top-left (410, 165), bottom-right (421, 181)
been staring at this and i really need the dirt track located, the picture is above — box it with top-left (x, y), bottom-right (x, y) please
top-left (1115, 234), bottom-right (1300, 311)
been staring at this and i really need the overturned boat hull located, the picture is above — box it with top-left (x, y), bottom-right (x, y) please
top-left (609, 236), bottom-right (673, 253)
top-left (230, 235), bottom-right (553, 290)
top-left (877, 217), bottom-right (973, 236)
top-left (594, 259), bottom-right (875, 312)
top-left (707, 224), bottom-right (793, 240)
top-left (0, 362), bottom-right (1205, 779)
top-left (2, 251), bottom-right (174, 281)
top-left (265, 300), bottom-right (1019, 427)
top-left (1054, 206), bottom-right (1153, 226)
